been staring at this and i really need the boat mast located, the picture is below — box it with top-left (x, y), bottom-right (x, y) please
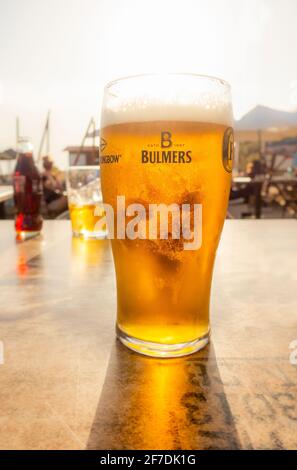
top-left (37, 111), bottom-right (51, 164)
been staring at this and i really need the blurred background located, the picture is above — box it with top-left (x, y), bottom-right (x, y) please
top-left (1, 0), bottom-right (297, 221)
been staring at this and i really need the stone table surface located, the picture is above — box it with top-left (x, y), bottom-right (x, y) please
top-left (0, 220), bottom-right (296, 450)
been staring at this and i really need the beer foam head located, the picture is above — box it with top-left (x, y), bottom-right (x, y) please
top-left (101, 74), bottom-right (233, 127)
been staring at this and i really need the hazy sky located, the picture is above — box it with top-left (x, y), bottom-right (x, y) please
top-left (0, 0), bottom-right (297, 168)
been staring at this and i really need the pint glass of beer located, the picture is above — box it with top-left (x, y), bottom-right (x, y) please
top-left (67, 166), bottom-right (106, 239)
top-left (100, 74), bottom-right (233, 357)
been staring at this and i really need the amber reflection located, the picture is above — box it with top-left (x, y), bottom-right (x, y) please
top-left (125, 352), bottom-right (190, 449)
top-left (88, 342), bottom-right (241, 450)
top-left (71, 237), bottom-right (110, 271)
top-left (17, 254), bottom-right (29, 276)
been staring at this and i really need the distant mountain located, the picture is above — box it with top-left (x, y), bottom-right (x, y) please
top-left (235, 105), bottom-right (297, 131)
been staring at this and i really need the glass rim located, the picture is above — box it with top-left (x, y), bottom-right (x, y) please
top-left (105, 73), bottom-right (231, 92)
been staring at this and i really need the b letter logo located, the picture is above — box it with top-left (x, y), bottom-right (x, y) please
top-left (161, 131), bottom-right (172, 148)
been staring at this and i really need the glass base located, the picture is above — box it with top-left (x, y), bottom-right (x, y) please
top-left (116, 326), bottom-right (210, 358)
top-left (16, 231), bottom-right (41, 241)
top-left (72, 230), bottom-right (106, 240)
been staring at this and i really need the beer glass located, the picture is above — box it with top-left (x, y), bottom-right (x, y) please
top-left (100, 74), bottom-right (233, 357)
top-left (67, 165), bottom-right (106, 239)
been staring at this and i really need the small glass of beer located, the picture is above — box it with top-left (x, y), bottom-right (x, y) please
top-left (67, 165), bottom-right (106, 239)
top-left (100, 74), bottom-right (233, 357)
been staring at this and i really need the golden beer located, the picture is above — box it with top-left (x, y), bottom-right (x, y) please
top-left (69, 203), bottom-right (104, 237)
top-left (67, 165), bottom-right (106, 239)
top-left (100, 74), bottom-right (233, 357)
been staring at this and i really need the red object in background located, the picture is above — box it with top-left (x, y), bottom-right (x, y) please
top-left (13, 139), bottom-right (43, 237)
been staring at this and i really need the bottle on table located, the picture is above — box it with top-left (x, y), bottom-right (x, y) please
top-left (13, 138), bottom-right (43, 239)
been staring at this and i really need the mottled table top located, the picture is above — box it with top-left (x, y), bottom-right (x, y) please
top-left (0, 220), bottom-right (296, 450)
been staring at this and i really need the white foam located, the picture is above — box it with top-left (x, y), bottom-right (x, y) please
top-left (102, 102), bottom-right (233, 127)
top-left (101, 75), bottom-right (233, 127)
